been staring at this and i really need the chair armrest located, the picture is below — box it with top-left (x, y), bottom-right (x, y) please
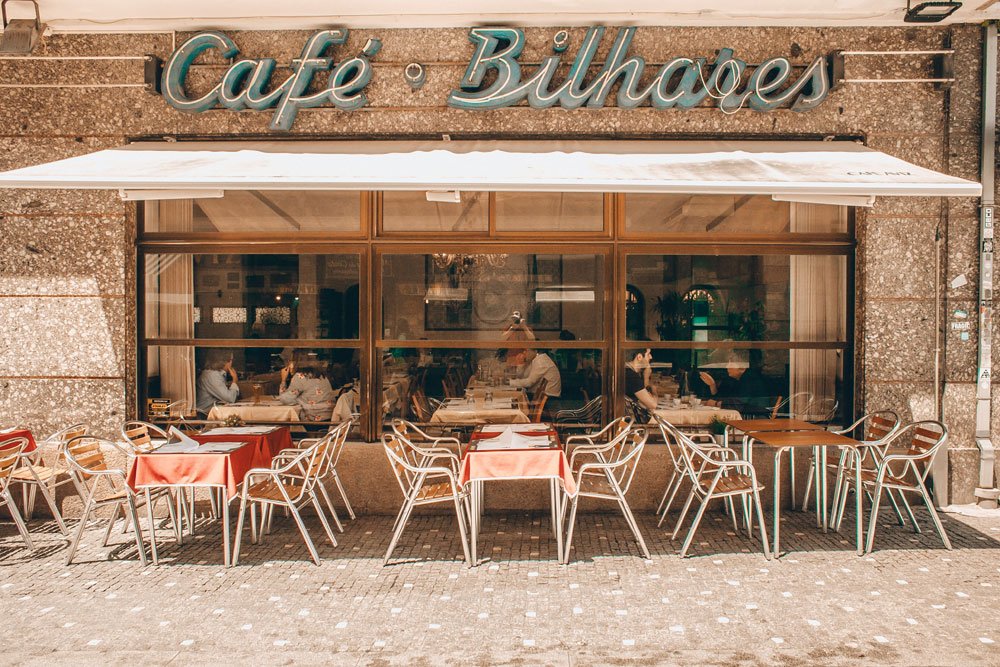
top-left (564, 435), bottom-right (597, 446)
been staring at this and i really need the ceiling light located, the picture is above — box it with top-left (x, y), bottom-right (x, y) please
top-left (904, 1), bottom-right (962, 22)
top-left (0, 0), bottom-right (44, 54)
top-left (426, 190), bottom-right (460, 203)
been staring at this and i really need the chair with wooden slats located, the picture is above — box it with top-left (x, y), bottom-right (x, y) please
top-left (121, 421), bottom-right (169, 454)
top-left (0, 438), bottom-right (36, 551)
top-left (232, 436), bottom-right (338, 566)
top-left (662, 421), bottom-right (771, 559)
top-left (7, 423), bottom-right (90, 529)
top-left (565, 416), bottom-right (633, 474)
top-left (860, 420), bottom-right (951, 554)
top-left (800, 411), bottom-right (901, 526)
top-left (63, 436), bottom-right (157, 567)
top-left (561, 428), bottom-right (650, 564)
top-left (530, 394), bottom-right (547, 423)
top-left (381, 431), bottom-right (472, 567)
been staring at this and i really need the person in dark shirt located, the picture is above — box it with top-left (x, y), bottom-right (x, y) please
top-left (699, 355), bottom-right (768, 415)
top-left (625, 348), bottom-right (657, 412)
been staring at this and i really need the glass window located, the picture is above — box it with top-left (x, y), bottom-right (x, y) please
top-left (143, 345), bottom-right (361, 427)
top-left (381, 252), bottom-right (604, 341)
top-left (495, 192), bottom-right (604, 232)
top-left (624, 254), bottom-right (846, 343)
top-left (143, 191), bottom-right (362, 234)
top-left (144, 253), bottom-right (360, 340)
top-left (382, 191), bottom-right (488, 232)
top-left (623, 347), bottom-right (844, 425)
top-left (624, 195), bottom-right (846, 235)
top-left (377, 347), bottom-right (603, 427)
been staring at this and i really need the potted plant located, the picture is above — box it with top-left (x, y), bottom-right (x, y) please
top-left (708, 416), bottom-right (728, 445)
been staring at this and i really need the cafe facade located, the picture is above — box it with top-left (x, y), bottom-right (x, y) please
top-left (0, 8), bottom-right (996, 511)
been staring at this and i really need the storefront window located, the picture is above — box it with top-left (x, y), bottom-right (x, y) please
top-left (624, 195), bottom-right (846, 235)
top-left (143, 191), bottom-right (363, 234)
top-left (495, 192), bottom-right (604, 232)
top-left (382, 191), bottom-right (488, 232)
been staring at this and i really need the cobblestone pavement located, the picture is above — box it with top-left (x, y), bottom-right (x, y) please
top-left (1, 499), bottom-right (999, 666)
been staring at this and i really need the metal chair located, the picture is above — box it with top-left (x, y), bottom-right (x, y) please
top-left (554, 395), bottom-right (602, 424)
top-left (862, 421), bottom-right (951, 554)
top-left (561, 428), bottom-right (650, 564)
top-left (664, 421), bottom-right (771, 559)
top-left (801, 411), bottom-right (900, 524)
top-left (121, 421), bottom-right (169, 453)
top-left (624, 395), bottom-right (652, 425)
top-left (232, 437), bottom-right (338, 566)
top-left (0, 438), bottom-right (36, 550)
top-left (566, 416), bottom-right (633, 472)
top-left (63, 436), bottom-right (157, 566)
top-left (6, 423), bottom-right (87, 525)
top-left (381, 431), bottom-right (472, 567)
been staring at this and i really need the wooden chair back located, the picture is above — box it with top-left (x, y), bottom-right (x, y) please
top-left (531, 394), bottom-right (547, 422)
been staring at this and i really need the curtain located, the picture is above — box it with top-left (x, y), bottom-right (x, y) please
top-left (789, 203), bottom-right (846, 419)
top-left (150, 200), bottom-right (196, 414)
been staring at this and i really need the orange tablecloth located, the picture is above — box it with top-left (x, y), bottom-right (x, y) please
top-left (0, 429), bottom-right (36, 454)
top-left (459, 447), bottom-right (577, 496)
top-left (126, 427), bottom-right (292, 499)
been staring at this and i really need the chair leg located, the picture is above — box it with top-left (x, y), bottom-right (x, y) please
top-left (102, 503), bottom-right (121, 547)
top-left (34, 478), bottom-right (68, 535)
top-left (884, 488), bottom-right (908, 527)
top-left (4, 491), bottom-right (34, 551)
top-left (561, 496), bottom-right (580, 564)
top-left (145, 489), bottom-right (159, 566)
top-left (383, 498), bottom-right (416, 566)
top-left (616, 495), bottom-right (650, 559)
top-left (656, 470), bottom-right (678, 516)
top-left (451, 495), bottom-right (473, 567)
top-left (789, 449), bottom-right (797, 510)
top-left (679, 494), bottom-right (713, 558)
top-left (124, 496), bottom-right (149, 567)
top-left (65, 503), bottom-right (93, 565)
top-left (750, 487), bottom-right (772, 560)
top-left (317, 482), bottom-right (344, 533)
top-left (671, 487), bottom-right (699, 541)
top-left (916, 480), bottom-right (952, 550)
top-left (309, 492), bottom-right (338, 549)
top-left (896, 490), bottom-right (921, 533)
top-left (287, 502), bottom-right (321, 565)
top-left (231, 493), bottom-right (250, 567)
top-left (331, 470), bottom-right (356, 520)
top-left (864, 478), bottom-right (886, 554)
top-left (802, 457), bottom-right (815, 513)
top-left (249, 502), bottom-right (258, 545)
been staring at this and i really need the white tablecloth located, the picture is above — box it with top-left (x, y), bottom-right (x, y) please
top-left (652, 406), bottom-right (741, 427)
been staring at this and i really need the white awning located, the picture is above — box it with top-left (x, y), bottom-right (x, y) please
top-left (0, 140), bottom-right (981, 202)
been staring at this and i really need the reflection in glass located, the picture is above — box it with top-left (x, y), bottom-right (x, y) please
top-left (625, 196), bottom-right (846, 235)
top-left (378, 347), bottom-right (603, 427)
top-left (624, 348), bottom-right (842, 424)
top-left (625, 254), bottom-right (845, 343)
top-left (144, 345), bottom-right (360, 424)
top-left (495, 192), bottom-right (604, 232)
top-left (382, 253), bottom-right (603, 341)
top-left (144, 191), bottom-right (362, 234)
top-left (144, 254), bottom-right (360, 340)
top-left (382, 191), bottom-right (488, 232)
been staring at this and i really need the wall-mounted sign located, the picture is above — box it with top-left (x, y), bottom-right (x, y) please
top-left (161, 27), bottom-right (831, 131)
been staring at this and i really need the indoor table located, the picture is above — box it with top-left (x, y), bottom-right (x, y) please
top-left (744, 429), bottom-right (865, 557)
top-left (652, 405), bottom-right (741, 427)
top-left (207, 400), bottom-right (302, 423)
top-left (458, 424), bottom-right (575, 564)
top-left (431, 398), bottom-right (530, 425)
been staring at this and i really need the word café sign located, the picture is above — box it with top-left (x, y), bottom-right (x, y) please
top-left (162, 27), bottom-right (831, 131)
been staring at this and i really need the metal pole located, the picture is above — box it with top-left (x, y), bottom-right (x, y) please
top-left (974, 21), bottom-right (999, 509)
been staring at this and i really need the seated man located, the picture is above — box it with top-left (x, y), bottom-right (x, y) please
top-left (508, 348), bottom-right (562, 413)
top-left (625, 348), bottom-right (657, 413)
top-left (278, 361), bottom-right (337, 421)
top-left (698, 353), bottom-right (768, 415)
top-left (196, 351), bottom-right (240, 414)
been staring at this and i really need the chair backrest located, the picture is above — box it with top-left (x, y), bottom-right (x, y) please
top-left (382, 432), bottom-right (430, 499)
top-left (605, 428), bottom-right (648, 495)
top-left (530, 378), bottom-right (548, 403)
top-left (531, 394), bottom-right (547, 422)
top-left (652, 414), bottom-right (687, 470)
top-left (0, 438), bottom-right (28, 486)
top-left (411, 389), bottom-right (432, 422)
top-left (624, 396), bottom-right (651, 425)
top-left (64, 435), bottom-right (113, 475)
top-left (326, 420), bottom-right (352, 470)
top-left (888, 420), bottom-right (948, 481)
top-left (662, 421), bottom-right (730, 493)
top-left (865, 411), bottom-right (901, 444)
top-left (771, 391), bottom-right (814, 419)
top-left (805, 397), bottom-right (838, 423)
top-left (121, 421), bottom-right (168, 453)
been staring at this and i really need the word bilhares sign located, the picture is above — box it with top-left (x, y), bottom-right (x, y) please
top-left (162, 27), bottom-right (831, 131)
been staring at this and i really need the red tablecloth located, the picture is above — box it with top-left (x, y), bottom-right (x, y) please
top-left (0, 429), bottom-right (36, 454)
top-left (459, 448), bottom-right (577, 496)
top-left (126, 427), bottom-right (293, 499)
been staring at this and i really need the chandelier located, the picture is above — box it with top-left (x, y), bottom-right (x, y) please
top-left (432, 253), bottom-right (507, 276)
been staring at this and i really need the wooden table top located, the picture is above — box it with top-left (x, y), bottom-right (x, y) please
top-left (723, 418), bottom-right (824, 432)
top-left (745, 430), bottom-right (862, 448)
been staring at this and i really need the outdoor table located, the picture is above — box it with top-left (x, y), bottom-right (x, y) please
top-left (125, 426), bottom-right (292, 566)
top-left (430, 398), bottom-right (530, 425)
top-left (652, 405), bottom-right (741, 427)
top-left (207, 400), bottom-right (302, 422)
top-left (459, 424), bottom-right (575, 564)
top-left (744, 429), bottom-right (865, 557)
top-left (0, 428), bottom-right (36, 454)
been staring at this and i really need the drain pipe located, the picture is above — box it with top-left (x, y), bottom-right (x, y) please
top-left (974, 21), bottom-right (999, 509)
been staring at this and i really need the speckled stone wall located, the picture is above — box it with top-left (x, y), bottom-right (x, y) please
top-left (0, 24), bottom-right (995, 507)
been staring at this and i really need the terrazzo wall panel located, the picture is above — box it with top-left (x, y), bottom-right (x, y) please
top-left (0, 24), bottom-right (994, 509)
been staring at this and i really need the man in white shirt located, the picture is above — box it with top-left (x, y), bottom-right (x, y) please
top-left (508, 349), bottom-right (562, 399)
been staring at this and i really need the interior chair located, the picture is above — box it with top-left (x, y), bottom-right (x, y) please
top-left (0, 438), bottom-right (38, 551)
top-left (232, 437), bottom-right (338, 566)
top-left (561, 428), bottom-right (650, 564)
top-left (554, 395), bottom-right (602, 425)
top-left (382, 431), bottom-right (472, 566)
top-left (624, 395), bottom-right (652, 425)
top-left (63, 435), bottom-right (164, 567)
top-left (6, 423), bottom-right (88, 527)
top-left (861, 420), bottom-right (951, 554)
top-left (664, 422), bottom-right (771, 559)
